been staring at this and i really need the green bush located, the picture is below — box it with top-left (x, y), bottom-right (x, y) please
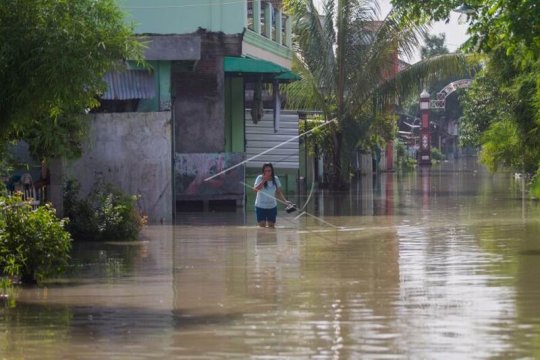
top-left (532, 167), bottom-right (540, 199)
top-left (396, 141), bottom-right (406, 159)
top-left (395, 141), bottom-right (417, 170)
top-left (431, 147), bottom-right (445, 162)
top-left (402, 156), bottom-right (417, 170)
top-left (64, 179), bottom-right (144, 242)
top-left (0, 195), bottom-right (72, 284)
top-left (0, 153), bottom-right (11, 197)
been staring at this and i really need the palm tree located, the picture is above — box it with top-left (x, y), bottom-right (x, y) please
top-left (284, 0), bottom-right (470, 188)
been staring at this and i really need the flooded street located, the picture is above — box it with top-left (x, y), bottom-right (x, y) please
top-left (2, 159), bottom-right (540, 359)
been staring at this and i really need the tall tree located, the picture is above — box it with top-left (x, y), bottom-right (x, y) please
top-left (460, 48), bottom-right (540, 174)
top-left (284, 0), bottom-right (469, 188)
top-left (421, 33), bottom-right (449, 60)
top-left (0, 0), bottom-right (142, 158)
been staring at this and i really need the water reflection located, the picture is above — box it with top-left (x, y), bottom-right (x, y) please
top-left (2, 160), bottom-right (540, 358)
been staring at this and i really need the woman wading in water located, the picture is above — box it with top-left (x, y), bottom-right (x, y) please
top-left (253, 163), bottom-right (292, 228)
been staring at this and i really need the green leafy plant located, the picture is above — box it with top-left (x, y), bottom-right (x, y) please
top-left (0, 178), bottom-right (6, 197)
top-left (0, 146), bottom-right (12, 196)
top-left (402, 156), bottom-right (417, 170)
top-left (0, 276), bottom-right (17, 308)
top-left (531, 167), bottom-right (540, 199)
top-left (64, 179), bottom-right (145, 242)
top-left (431, 147), bottom-right (445, 162)
top-left (395, 140), bottom-right (417, 170)
top-left (0, 195), bottom-right (72, 284)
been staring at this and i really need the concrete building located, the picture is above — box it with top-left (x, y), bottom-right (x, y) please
top-left (64, 0), bottom-right (299, 222)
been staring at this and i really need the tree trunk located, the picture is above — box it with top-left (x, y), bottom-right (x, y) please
top-left (48, 158), bottom-right (65, 217)
top-left (330, 130), bottom-right (344, 189)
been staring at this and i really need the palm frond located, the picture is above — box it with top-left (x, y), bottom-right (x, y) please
top-left (344, 5), bottom-right (426, 110)
top-left (282, 55), bottom-right (331, 113)
top-left (372, 53), bottom-right (476, 111)
top-left (289, 0), bottom-right (337, 94)
top-left (286, 0), bottom-right (475, 122)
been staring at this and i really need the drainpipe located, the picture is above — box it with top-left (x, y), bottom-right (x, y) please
top-left (171, 94), bottom-right (176, 223)
top-left (273, 80), bottom-right (280, 133)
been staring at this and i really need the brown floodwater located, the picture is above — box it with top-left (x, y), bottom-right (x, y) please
top-left (2, 159), bottom-right (540, 359)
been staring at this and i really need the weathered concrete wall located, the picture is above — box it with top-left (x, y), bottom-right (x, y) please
top-left (174, 62), bottom-right (225, 152)
top-left (141, 35), bottom-right (201, 61)
top-left (173, 31), bottom-right (242, 153)
top-left (65, 112), bottom-right (172, 223)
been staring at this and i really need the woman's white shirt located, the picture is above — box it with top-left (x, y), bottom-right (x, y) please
top-left (254, 175), bottom-right (281, 209)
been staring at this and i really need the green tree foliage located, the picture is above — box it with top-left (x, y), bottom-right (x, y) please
top-left (461, 51), bottom-right (540, 173)
top-left (421, 33), bottom-right (449, 60)
top-left (459, 57), bottom-right (512, 148)
top-left (0, 147), bottom-right (11, 196)
top-left (284, 0), bottom-right (470, 187)
top-left (478, 119), bottom-right (521, 172)
top-left (390, 0), bottom-right (467, 22)
top-left (0, 0), bottom-right (142, 159)
top-left (0, 195), bottom-right (72, 284)
top-left (390, 0), bottom-right (538, 65)
top-left (532, 170), bottom-right (540, 199)
top-left (392, 0), bottom-right (539, 176)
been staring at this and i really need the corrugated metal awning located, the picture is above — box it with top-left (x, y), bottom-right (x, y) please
top-left (101, 70), bottom-right (156, 100)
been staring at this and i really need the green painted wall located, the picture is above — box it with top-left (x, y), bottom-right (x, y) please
top-left (119, 0), bottom-right (246, 34)
top-left (157, 61), bottom-right (171, 108)
top-left (137, 61), bottom-right (171, 112)
top-left (224, 77), bottom-right (245, 152)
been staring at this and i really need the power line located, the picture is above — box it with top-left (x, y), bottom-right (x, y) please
top-left (123, 0), bottom-right (259, 10)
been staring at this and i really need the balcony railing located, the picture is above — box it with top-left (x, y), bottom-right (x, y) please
top-left (247, 0), bottom-right (292, 48)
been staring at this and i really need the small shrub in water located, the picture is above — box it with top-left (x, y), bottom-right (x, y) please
top-left (64, 180), bottom-right (145, 242)
top-left (0, 195), bottom-right (72, 284)
top-left (431, 147), bottom-right (445, 162)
